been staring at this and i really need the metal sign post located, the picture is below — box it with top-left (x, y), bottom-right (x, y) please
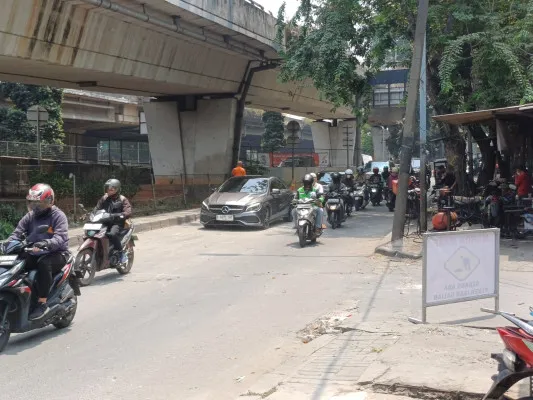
top-left (409, 228), bottom-right (500, 324)
top-left (286, 121), bottom-right (301, 187)
top-left (27, 105), bottom-right (49, 167)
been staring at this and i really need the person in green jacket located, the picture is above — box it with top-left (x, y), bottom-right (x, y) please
top-left (292, 174), bottom-right (324, 230)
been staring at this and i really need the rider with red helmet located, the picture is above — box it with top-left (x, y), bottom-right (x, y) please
top-left (5, 183), bottom-right (69, 320)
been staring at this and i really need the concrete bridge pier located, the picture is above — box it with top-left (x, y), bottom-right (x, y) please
top-left (311, 121), bottom-right (360, 169)
top-left (144, 98), bottom-right (237, 182)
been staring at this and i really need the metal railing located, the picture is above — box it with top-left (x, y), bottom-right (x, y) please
top-left (0, 140), bottom-right (150, 166)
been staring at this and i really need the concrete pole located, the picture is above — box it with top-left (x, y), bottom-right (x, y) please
top-left (420, 34), bottom-right (428, 232)
top-left (391, 0), bottom-right (429, 242)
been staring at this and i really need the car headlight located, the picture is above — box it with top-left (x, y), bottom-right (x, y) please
top-left (201, 201), bottom-right (209, 211)
top-left (247, 203), bottom-right (262, 212)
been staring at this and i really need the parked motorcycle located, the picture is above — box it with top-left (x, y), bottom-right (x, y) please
top-left (295, 194), bottom-right (322, 248)
top-left (325, 191), bottom-right (345, 229)
top-left (407, 187), bottom-right (421, 220)
top-left (75, 206), bottom-right (137, 286)
top-left (369, 184), bottom-right (382, 206)
top-left (483, 310), bottom-right (533, 399)
top-left (354, 183), bottom-right (369, 211)
top-left (0, 226), bottom-right (81, 353)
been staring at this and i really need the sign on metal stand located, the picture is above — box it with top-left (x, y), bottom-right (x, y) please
top-left (27, 105), bottom-right (49, 166)
top-left (409, 228), bottom-right (500, 324)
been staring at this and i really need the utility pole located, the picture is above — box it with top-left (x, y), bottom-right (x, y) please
top-left (391, 0), bottom-right (429, 241)
top-left (419, 34), bottom-right (428, 232)
top-left (342, 125), bottom-right (353, 169)
top-left (353, 96), bottom-right (362, 167)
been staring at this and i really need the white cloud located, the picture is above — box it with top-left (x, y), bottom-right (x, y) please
top-left (253, 0), bottom-right (299, 18)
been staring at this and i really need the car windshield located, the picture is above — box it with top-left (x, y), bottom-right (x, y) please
top-left (411, 159), bottom-right (421, 169)
top-left (218, 177), bottom-right (268, 194)
top-left (365, 162), bottom-right (389, 172)
top-left (319, 173), bottom-right (332, 185)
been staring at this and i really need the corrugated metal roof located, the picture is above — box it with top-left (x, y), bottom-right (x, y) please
top-left (433, 103), bottom-right (533, 125)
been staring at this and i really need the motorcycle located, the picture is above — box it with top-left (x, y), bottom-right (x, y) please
top-left (345, 188), bottom-right (355, 216)
top-left (295, 194), bottom-right (323, 248)
top-left (483, 310), bottom-right (533, 399)
top-left (75, 206), bottom-right (137, 286)
top-left (0, 226), bottom-right (81, 353)
top-left (369, 184), bottom-right (382, 206)
top-left (354, 183), bottom-right (369, 211)
top-left (383, 187), bottom-right (395, 212)
top-left (482, 181), bottom-right (503, 228)
top-left (325, 191), bottom-right (345, 229)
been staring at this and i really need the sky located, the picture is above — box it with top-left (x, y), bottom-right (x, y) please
top-left (254, 0), bottom-right (299, 18)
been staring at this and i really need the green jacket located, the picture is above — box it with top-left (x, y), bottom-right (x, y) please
top-left (295, 187), bottom-right (324, 204)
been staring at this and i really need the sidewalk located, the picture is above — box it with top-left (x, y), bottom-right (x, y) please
top-left (238, 237), bottom-right (533, 399)
top-left (68, 208), bottom-right (200, 247)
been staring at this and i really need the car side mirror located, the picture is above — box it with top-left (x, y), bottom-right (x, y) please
top-left (210, 187), bottom-right (217, 193)
top-left (271, 188), bottom-right (281, 195)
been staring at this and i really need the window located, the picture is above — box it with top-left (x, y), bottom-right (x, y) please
top-left (272, 179), bottom-right (286, 190)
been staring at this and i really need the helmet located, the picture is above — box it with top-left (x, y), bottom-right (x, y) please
top-left (373, 167), bottom-right (379, 174)
top-left (357, 167), bottom-right (364, 174)
top-left (26, 183), bottom-right (55, 217)
top-left (383, 166), bottom-right (389, 171)
top-left (302, 174), bottom-right (314, 190)
top-left (392, 167), bottom-right (399, 173)
top-left (104, 179), bottom-right (121, 195)
top-left (310, 172), bottom-right (317, 180)
top-left (331, 172), bottom-right (341, 184)
top-left (344, 169), bottom-right (354, 180)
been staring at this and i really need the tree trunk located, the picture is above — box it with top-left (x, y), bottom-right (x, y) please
top-left (444, 127), bottom-right (466, 194)
top-left (468, 125), bottom-right (495, 187)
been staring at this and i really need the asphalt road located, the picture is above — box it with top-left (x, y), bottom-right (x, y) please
top-left (0, 206), bottom-right (394, 400)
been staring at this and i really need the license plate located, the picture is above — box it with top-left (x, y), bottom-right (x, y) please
top-left (0, 255), bottom-right (17, 262)
top-left (328, 199), bottom-right (340, 203)
top-left (84, 223), bottom-right (103, 230)
top-left (355, 196), bottom-right (362, 199)
top-left (216, 215), bottom-right (234, 221)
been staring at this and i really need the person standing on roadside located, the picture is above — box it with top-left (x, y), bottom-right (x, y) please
top-left (232, 161), bottom-right (246, 177)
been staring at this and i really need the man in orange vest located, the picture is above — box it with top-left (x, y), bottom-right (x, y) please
top-left (232, 161), bottom-right (246, 177)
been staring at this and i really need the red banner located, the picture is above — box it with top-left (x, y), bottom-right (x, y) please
top-left (270, 153), bottom-right (319, 167)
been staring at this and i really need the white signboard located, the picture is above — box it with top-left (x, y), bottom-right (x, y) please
top-left (316, 151), bottom-right (329, 167)
top-left (409, 228), bottom-right (500, 324)
top-left (425, 229), bottom-right (498, 305)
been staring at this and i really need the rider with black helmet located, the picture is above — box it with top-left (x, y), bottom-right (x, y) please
top-left (94, 179), bottom-right (133, 264)
top-left (327, 172), bottom-right (348, 221)
top-left (292, 174), bottom-right (325, 231)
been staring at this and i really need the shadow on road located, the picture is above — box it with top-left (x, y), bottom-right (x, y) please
top-left (4, 326), bottom-right (71, 356)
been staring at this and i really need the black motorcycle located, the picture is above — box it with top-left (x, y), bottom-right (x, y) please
top-left (369, 184), bottom-right (382, 206)
top-left (325, 191), bottom-right (345, 229)
top-left (385, 188), bottom-right (396, 212)
top-left (0, 226), bottom-right (82, 353)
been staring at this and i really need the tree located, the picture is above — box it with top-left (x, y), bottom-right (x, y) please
top-left (0, 83), bottom-right (64, 143)
top-left (361, 124), bottom-right (374, 156)
top-left (261, 111), bottom-right (286, 152)
top-left (276, 0), bottom-right (533, 193)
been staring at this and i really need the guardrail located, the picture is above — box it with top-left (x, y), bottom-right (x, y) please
top-left (0, 141), bottom-right (150, 166)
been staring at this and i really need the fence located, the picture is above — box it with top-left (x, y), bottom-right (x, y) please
top-left (0, 140), bottom-right (150, 166)
top-left (242, 147), bottom-right (364, 169)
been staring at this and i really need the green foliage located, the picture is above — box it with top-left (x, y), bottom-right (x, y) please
top-left (361, 124), bottom-right (374, 156)
top-left (0, 204), bottom-right (24, 241)
top-left (0, 83), bottom-right (64, 143)
top-left (261, 111), bottom-right (286, 152)
top-left (28, 171), bottom-right (73, 197)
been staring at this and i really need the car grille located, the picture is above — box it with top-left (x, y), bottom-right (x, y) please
top-left (209, 205), bottom-right (246, 215)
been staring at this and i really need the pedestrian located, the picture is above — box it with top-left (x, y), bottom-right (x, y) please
top-left (514, 164), bottom-right (531, 200)
top-left (231, 161), bottom-right (246, 177)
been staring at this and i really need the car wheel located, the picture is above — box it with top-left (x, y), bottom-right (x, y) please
top-left (262, 207), bottom-right (271, 229)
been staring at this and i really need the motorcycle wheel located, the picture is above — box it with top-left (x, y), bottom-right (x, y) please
top-left (331, 213), bottom-right (337, 229)
top-left (298, 226), bottom-right (307, 248)
top-left (0, 311), bottom-right (10, 353)
top-left (117, 243), bottom-right (134, 275)
top-left (388, 206), bottom-right (394, 212)
top-left (76, 248), bottom-right (96, 287)
top-left (54, 298), bottom-right (77, 329)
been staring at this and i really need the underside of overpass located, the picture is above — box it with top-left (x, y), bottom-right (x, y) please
top-left (1, 0), bottom-right (354, 179)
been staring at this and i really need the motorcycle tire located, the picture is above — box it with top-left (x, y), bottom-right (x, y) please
top-left (298, 226), bottom-right (307, 248)
top-left (75, 248), bottom-right (96, 287)
top-left (388, 206), bottom-right (394, 212)
top-left (54, 298), bottom-right (78, 329)
top-left (117, 243), bottom-right (134, 275)
top-left (0, 312), bottom-right (10, 353)
top-left (331, 213), bottom-right (337, 229)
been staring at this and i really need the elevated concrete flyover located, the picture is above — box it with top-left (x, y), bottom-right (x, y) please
top-left (0, 0), bottom-right (353, 179)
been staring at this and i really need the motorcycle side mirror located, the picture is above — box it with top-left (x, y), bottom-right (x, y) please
top-left (37, 225), bottom-right (50, 234)
top-left (509, 184), bottom-right (517, 190)
top-left (210, 187), bottom-right (217, 193)
top-left (271, 188), bottom-right (281, 195)
top-left (310, 192), bottom-right (317, 199)
top-left (78, 203), bottom-right (85, 210)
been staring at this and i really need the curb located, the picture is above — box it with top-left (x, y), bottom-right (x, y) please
top-left (374, 244), bottom-right (422, 260)
top-left (69, 210), bottom-right (201, 247)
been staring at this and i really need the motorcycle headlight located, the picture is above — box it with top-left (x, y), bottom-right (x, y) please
top-left (299, 208), bottom-right (310, 216)
top-left (246, 203), bottom-right (262, 212)
top-left (201, 201), bottom-right (209, 211)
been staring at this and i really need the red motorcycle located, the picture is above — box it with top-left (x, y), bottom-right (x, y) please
top-left (483, 310), bottom-right (533, 399)
top-left (74, 207), bottom-right (137, 286)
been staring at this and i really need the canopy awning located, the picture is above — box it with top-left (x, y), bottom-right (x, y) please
top-left (433, 103), bottom-right (533, 126)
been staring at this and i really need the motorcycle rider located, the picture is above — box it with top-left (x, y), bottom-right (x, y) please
top-left (354, 166), bottom-right (370, 202)
top-left (326, 172), bottom-right (347, 221)
top-left (381, 166), bottom-right (390, 182)
top-left (293, 174), bottom-right (325, 232)
top-left (343, 169), bottom-right (356, 210)
top-left (368, 167), bottom-right (384, 202)
top-left (387, 167), bottom-right (399, 209)
top-left (310, 172), bottom-right (324, 196)
top-left (5, 183), bottom-right (69, 320)
top-left (94, 179), bottom-right (132, 264)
